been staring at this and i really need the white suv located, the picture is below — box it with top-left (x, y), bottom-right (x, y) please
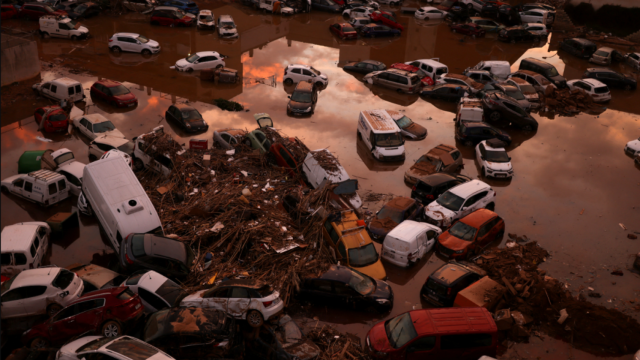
top-left (1, 267), bottom-right (84, 319)
top-left (173, 51), bottom-right (225, 72)
top-left (109, 33), bottom-right (161, 55)
top-left (424, 180), bottom-right (496, 228)
top-left (217, 15), bottom-right (239, 38)
top-left (566, 79), bottom-right (611, 103)
top-left (625, 137), bottom-right (640, 157)
top-left (476, 140), bottom-right (513, 179)
top-left (283, 64), bottom-right (328, 87)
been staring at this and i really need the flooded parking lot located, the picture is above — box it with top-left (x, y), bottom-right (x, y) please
top-left (2, 1), bottom-right (640, 358)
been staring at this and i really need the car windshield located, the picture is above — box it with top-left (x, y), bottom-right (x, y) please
top-left (199, 15), bottom-right (212, 20)
top-left (220, 21), bottom-right (235, 27)
top-left (546, 67), bottom-right (559, 77)
top-left (291, 91), bottom-right (313, 103)
top-left (136, 36), bottom-right (149, 43)
top-left (374, 132), bottom-right (403, 147)
top-left (436, 191), bottom-right (464, 211)
top-left (50, 114), bottom-right (67, 122)
top-left (348, 268), bottom-right (375, 295)
top-left (77, 337), bottom-right (115, 353)
top-left (348, 243), bottom-right (378, 267)
top-left (54, 152), bottom-right (74, 165)
top-left (110, 85), bottom-right (130, 96)
top-left (448, 221), bottom-right (477, 241)
top-left (505, 88), bottom-right (525, 100)
top-left (131, 234), bottom-right (146, 257)
top-left (65, 19), bottom-right (78, 28)
top-left (334, 179), bottom-right (357, 194)
top-left (52, 269), bottom-right (74, 289)
top-left (75, 4), bottom-right (87, 12)
top-left (377, 206), bottom-right (404, 224)
top-left (182, 109), bottom-right (202, 119)
top-left (106, 338), bottom-right (159, 360)
top-left (385, 313), bottom-right (418, 349)
top-left (117, 141), bottom-right (134, 154)
top-left (93, 121), bottom-right (116, 133)
top-left (157, 279), bottom-right (186, 306)
top-left (44, 5), bottom-right (55, 12)
top-left (186, 54), bottom-right (200, 63)
top-left (594, 50), bottom-right (609, 57)
top-left (144, 309), bottom-right (168, 342)
top-left (485, 149), bottom-right (510, 162)
top-left (394, 115), bottom-right (412, 129)
top-left (343, 26), bottom-right (355, 32)
top-left (436, 67), bottom-right (448, 75)
top-left (1, 275), bottom-right (15, 294)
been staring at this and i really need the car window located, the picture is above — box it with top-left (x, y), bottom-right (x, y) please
top-left (23, 285), bottom-right (48, 299)
top-left (14, 253), bottom-right (27, 265)
top-left (52, 269), bottom-right (75, 289)
top-left (334, 282), bottom-right (357, 295)
top-left (205, 287), bottom-right (229, 298)
top-left (139, 287), bottom-right (169, 310)
top-left (48, 182), bottom-right (57, 195)
top-left (324, 221), bottom-right (340, 243)
top-left (337, 240), bottom-right (348, 259)
top-left (229, 287), bottom-right (251, 298)
top-left (24, 181), bottom-right (33, 193)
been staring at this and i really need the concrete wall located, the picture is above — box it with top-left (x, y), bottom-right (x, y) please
top-left (1, 34), bottom-right (40, 86)
top-left (566, 0), bottom-right (639, 10)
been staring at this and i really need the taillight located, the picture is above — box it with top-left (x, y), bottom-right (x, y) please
top-left (426, 194), bottom-right (434, 199)
top-left (262, 300), bottom-right (273, 307)
top-left (108, 39), bottom-right (113, 42)
top-left (125, 254), bottom-right (134, 264)
top-left (412, 186), bottom-right (416, 191)
top-left (30, 263), bottom-right (34, 269)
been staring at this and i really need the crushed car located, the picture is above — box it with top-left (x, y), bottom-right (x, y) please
top-left (403, 144), bottom-right (463, 185)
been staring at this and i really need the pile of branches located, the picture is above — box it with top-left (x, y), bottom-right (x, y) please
top-left (307, 326), bottom-right (367, 360)
top-left (310, 150), bottom-right (341, 174)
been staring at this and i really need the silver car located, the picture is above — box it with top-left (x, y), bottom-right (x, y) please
top-left (364, 69), bottom-right (423, 94)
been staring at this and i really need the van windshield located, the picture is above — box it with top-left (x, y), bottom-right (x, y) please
top-left (374, 132), bottom-right (403, 147)
top-left (385, 312), bottom-right (418, 349)
top-left (448, 221), bottom-right (477, 241)
top-left (348, 243), bottom-right (378, 267)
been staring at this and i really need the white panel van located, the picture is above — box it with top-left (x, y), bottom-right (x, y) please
top-left (357, 110), bottom-right (405, 162)
top-left (381, 220), bottom-right (441, 267)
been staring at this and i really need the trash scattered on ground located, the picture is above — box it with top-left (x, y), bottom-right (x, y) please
top-left (306, 325), bottom-right (366, 360)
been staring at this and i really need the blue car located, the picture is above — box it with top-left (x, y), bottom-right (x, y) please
top-left (159, 0), bottom-right (198, 14)
top-left (360, 24), bottom-right (401, 38)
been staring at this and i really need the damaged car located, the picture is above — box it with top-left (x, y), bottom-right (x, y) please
top-left (404, 144), bottom-right (463, 185)
top-left (421, 83), bottom-right (469, 102)
top-left (423, 179), bottom-right (496, 228)
top-left (437, 73), bottom-right (484, 95)
top-left (420, 261), bottom-right (486, 307)
top-left (566, 78), bottom-right (611, 103)
top-left (368, 197), bottom-right (423, 243)
top-left (217, 14), bottom-right (239, 38)
top-left (582, 68), bottom-right (637, 91)
top-left (389, 63), bottom-right (434, 86)
top-left (165, 104), bottom-right (208, 133)
top-left (34, 105), bottom-right (69, 133)
top-left (363, 69), bottom-right (422, 94)
top-left (247, 315), bottom-right (321, 360)
top-left (122, 270), bottom-right (187, 313)
top-left (213, 128), bottom-right (248, 150)
top-left (55, 335), bottom-right (177, 360)
top-left (72, 113), bottom-right (125, 140)
top-left (481, 92), bottom-right (538, 131)
top-left (67, 263), bottom-right (126, 294)
top-left (410, 173), bottom-right (472, 206)
top-left (386, 110), bottom-right (426, 140)
top-left (437, 209), bottom-right (505, 260)
top-left (119, 233), bottom-right (195, 280)
top-left (498, 26), bottom-right (541, 43)
top-left (197, 9), bottom-right (215, 30)
top-left (505, 77), bottom-right (540, 105)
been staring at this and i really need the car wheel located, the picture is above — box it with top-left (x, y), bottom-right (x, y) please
top-left (111, 46), bottom-right (121, 52)
top-left (246, 310), bottom-right (264, 328)
top-left (464, 140), bottom-right (473, 147)
top-left (47, 303), bottom-right (62, 317)
top-left (101, 320), bottom-right (121, 337)
top-left (30, 337), bottom-right (49, 349)
top-left (485, 202), bottom-right (495, 211)
top-left (315, 81), bottom-right (324, 88)
top-left (489, 111), bottom-right (501, 121)
top-left (186, 67), bottom-right (194, 73)
top-left (41, 31), bottom-right (49, 38)
top-left (284, 78), bottom-right (293, 85)
top-left (133, 158), bottom-right (144, 172)
top-left (141, 49), bottom-right (151, 55)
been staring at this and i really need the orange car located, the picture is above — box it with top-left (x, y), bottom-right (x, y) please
top-left (436, 209), bottom-right (504, 260)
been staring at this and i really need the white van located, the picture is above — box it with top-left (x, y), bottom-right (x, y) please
top-left (302, 149), bottom-right (362, 209)
top-left (468, 61), bottom-right (511, 80)
top-left (32, 77), bottom-right (85, 103)
top-left (39, 15), bottom-right (89, 40)
top-left (77, 156), bottom-right (163, 252)
top-left (456, 98), bottom-right (484, 123)
top-left (132, 125), bottom-right (185, 176)
top-left (381, 220), bottom-right (441, 268)
top-left (1, 170), bottom-right (70, 207)
top-left (357, 110), bottom-right (405, 162)
top-left (1, 222), bottom-right (51, 277)
top-left (405, 58), bottom-right (448, 81)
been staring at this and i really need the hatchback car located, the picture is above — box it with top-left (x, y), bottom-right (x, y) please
top-left (498, 26), bottom-right (540, 43)
top-left (509, 70), bottom-right (555, 92)
top-left (68, 2), bottom-right (100, 19)
top-left (476, 139), bottom-right (513, 178)
top-left (165, 104), bottom-right (208, 132)
top-left (421, 83), bottom-right (469, 101)
top-left (72, 114), bottom-right (125, 140)
top-left (88, 136), bottom-right (134, 162)
top-left (559, 37), bottom-right (597, 59)
top-left (330, 22), bottom-right (357, 40)
top-left (567, 78), bottom-right (611, 103)
top-left (437, 208), bottom-right (505, 259)
top-left (518, 8), bottom-right (548, 23)
top-left (287, 80), bottom-right (317, 116)
top-left (359, 23), bottom-right (401, 37)
top-left (625, 52), bottom-right (640, 70)
top-left (349, 17), bottom-right (372, 30)
top-left (34, 106), bottom-right (68, 133)
top-left (404, 144), bottom-right (463, 185)
top-left (23, 287), bottom-right (143, 348)
top-left (150, 6), bottom-right (194, 27)
top-left (1, 4), bottom-right (18, 19)
top-left (410, 173), bottom-right (472, 205)
top-left (368, 197), bottom-right (423, 242)
top-left (523, 22), bottom-right (548, 37)
top-left (364, 69), bottom-right (422, 94)
top-left (56, 335), bottom-right (176, 360)
top-left (343, 6), bottom-right (374, 18)
top-left (423, 179), bottom-right (496, 228)
top-left (390, 63), bottom-right (434, 86)
top-left (625, 137), bottom-right (640, 157)
top-left (484, 82), bottom-right (531, 110)
top-left (583, 68), bottom-right (636, 90)
top-left (481, 92), bottom-right (538, 131)
top-left (19, 2), bottom-right (66, 20)
top-left (369, 10), bottom-right (403, 31)
top-left (414, 6), bottom-right (446, 20)
top-left (298, 264), bottom-right (393, 312)
top-left (283, 64), bottom-right (329, 87)
top-left (90, 79), bottom-right (138, 108)
top-left (420, 261), bottom-right (486, 307)
top-left (119, 233), bottom-right (195, 279)
top-left (174, 51), bottom-right (225, 72)
top-left (122, 270), bottom-right (187, 313)
top-left (343, 59), bottom-right (386, 74)
top-left (1, 267), bottom-right (83, 319)
top-left (455, 121), bottom-right (511, 147)
top-left (109, 33), bottom-right (160, 55)
top-left (180, 279), bottom-right (283, 328)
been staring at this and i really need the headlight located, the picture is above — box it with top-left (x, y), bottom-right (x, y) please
top-left (305, 107), bottom-right (311, 111)
top-left (186, 123), bottom-right (191, 128)
top-left (376, 299), bottom-right (389, 304)
top-left (487, 168), bottom-right (493, 173)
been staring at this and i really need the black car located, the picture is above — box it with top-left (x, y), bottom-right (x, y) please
top-left (287, 80), bottom-right (317, 116)
top-left (421, 83), bottom-right (469, 102)
top-left (480, 1), bottom-right (499, 16)
top-left (119, 233), bottom-right (196, 279)
top-left (410, 173), bottom-right (472, 205)
top-left (343, 60), bottom-right (386, 74)
top-left (444, 5), bottom-right (469, 22)
top-left (481, 92), bottom-right (538, 131)
top-left (165, 103), bottom-right (208, 133)
top-left (68, 2), bottom-right (100, 19)
top-left (583, 68), bottom-right (637, 90)
top-left (455, 121), bottom-right (512, 146)
top-left (497, 4), bottom-right (518, 24)
top-left (420, 262), bottom-right (486, 307)
top-left (298, 264), bottom-right (393, 312)
top-left (559, 38), bottom-right (597, 59)
top-left (519, 57), bottom-right (566, 88)
top-left (498, 26), bottom-right (540, 43)
top-left (311, 0), bottom-right (342, 12)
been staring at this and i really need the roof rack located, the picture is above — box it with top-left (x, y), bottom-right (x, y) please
top-left (29, 169), bottom-right (61, 182)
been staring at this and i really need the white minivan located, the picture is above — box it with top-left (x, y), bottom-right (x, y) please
top-left (357, 110), bottom-right (405, 162)
top-left (1, 222), bottom-right (51, 277)
top-left (32, 77), bottom-right (85, 103)
top-left (404, 58), bottom-right (448, 81)
top-left (1, 170), bottom-right (70, 207)
top-left (77, 155), bottom-right (163, 252)
top-left (39, 15), bottom-right (89, 40)
top-left (381, 220), bottom-right (441, 268)
top-left (302, 149), bottom-right (362, 209)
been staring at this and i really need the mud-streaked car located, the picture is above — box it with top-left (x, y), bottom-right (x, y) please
top-left (364, 69), bottom-right (422, 94)
top-left (476, 139), bottom-right (513, 179)
top-left (121, 270), bottom-right (187, 313)
top-left (213, 128), bottom-right (248, 150)
top-left (415, 6), bottom-right (446, 20)
top-left (404, 144), bottom-right (463, 185)
top-left (423, 179), bottom-right (496, 228)
top-left (505, 77), bottom-right (540, 105)
top-left (625, 137), bottom-right (640, 157)
top-left (386, 110), bottom-right (426, 140)
top-left (567, 78), bottom-right (611, 103)
top-left (197, 9), bottom-right (215, 30)
top-left (67, 263), bottom-right (126, 294)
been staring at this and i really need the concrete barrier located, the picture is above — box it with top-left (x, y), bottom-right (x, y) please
top-left (1, 33), bottom-right (40, 86)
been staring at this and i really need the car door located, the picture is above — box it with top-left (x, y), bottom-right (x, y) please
top-left (1, 287), bottom-right (28, 318)
top-left (227, 287), bottom-right (252, 318)
top-left (202, 287), bottom-right (230, 313)
top-left (22, 180), bottom-right (37, 202)
top-left (332, 281), bottom-right (360, 308)
top-left (17, 285), bottom-right (48, 317)
top-left (405, 336), bottom-right (437, 360)
top-left (290, 68), bottom-right (302, 82)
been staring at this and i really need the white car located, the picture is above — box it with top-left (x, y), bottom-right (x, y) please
top-left (56, 336), bottom-right (175, 360)
top-left (476, 140), bottom-right (513, 179)
top-left (121, 270), bottom-right (187, 313)
top-left (1, 222), bottom-right (50, 278)
top-left (132, 125), bottom-right (185, 176)
top-left (523, 23), bottom-right (548, 37)
top-left (100, 149), bottom-right (132, 167)
top-left (283, 64), bottom-right (328, 87)
top-left (424, 180), bottom-right (496, 228)
top-left (343, 6), bottom-right (374, 18)
top-left (109, 33), bottom-right (161, 55)
top-left (624, 52), bottom-right (640, 70)
top-left (173, 51), bottom-right (225, 72)
top-left (404, 58), bottom-right (448, 81)
top-left (1, 267), bottom-right (83, 319)
top-left (519, 8), bottom-right (548, 24)
top-left (72, 114), bottom-right (125, 140)
top-left (88, 136), bottom-right (134, 162)
top-left (217, 15), bottom-right (239, 38)
top-left (180, 279), bottom-right (284, 328)
top-left (625, 137), bottom-right (640, 157)
top-left (349, 17), bottom-right (372, 30)
top-left (48, 148), bottom-right (85, 196)
top-left (197, 9), bottom-right (215, 30)
top-left (414, 6), bottom-right (446, 20)
top-left (567, 79), bottom-right (611, 103)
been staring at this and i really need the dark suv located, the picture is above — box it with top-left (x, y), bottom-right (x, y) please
top-left (583, 68), bottom-right (637, 90)
top-left (411, 173), bottom-right (472, 205)
top-left (519, 57), bottom-right (566, 88)
top-left (420, 261), bottom-right (486, 307)
top-left (482, 92), bottom-right (538, 131)
top-left (455, 121), bottom-right (512, 146)
top-left (287, 80), bottom-right (317, 116)
top-left (559, 38), bottom-right (597, 59)
top-left (119, 233), bottom-right (196, 279)
top-left (498, 26), bottom-right (540, 43)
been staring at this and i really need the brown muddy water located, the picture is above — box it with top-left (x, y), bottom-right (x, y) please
top-left (2, 2), bottom-right (640, 358)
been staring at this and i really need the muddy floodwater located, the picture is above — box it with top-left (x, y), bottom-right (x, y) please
top-left (2, 1), bottom-right (640, 358)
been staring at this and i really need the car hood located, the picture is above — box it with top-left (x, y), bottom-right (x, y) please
top-left (220, 27), bottom-right (238, 34)
top-left (288, 100), bottom-right (312, 110)
top-left (406, 161), bottom-right (437, 179)
top-left (175, 58), bottom-right (190, 67)
top-left (486, 160), bottom-right (512, 171)
top-left (147, 39), bottom-right (160, 47)
top-left (627, 139), bottom-right (640, 150)
top-left (425, 202), bottom-right (455, 221)
top-left (114, 93), bottom-right (136, 102)
top-left (437, 232), bottom-right (471, 251)
top-left (1, 174), bottom-right (22, 186)
top-left (402, 122), bottom-right (427, 138)
top-left (367, 322), bottom-right (392, 352)
top-left (356, 260), bottom-right (387, 281)
top-left (181, 289), bottom-right (206, 304)
top-left (368, 217), bottom-right (398, 238)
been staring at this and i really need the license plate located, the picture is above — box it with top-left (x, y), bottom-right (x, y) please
top-left (384, 251), bottom-right (395, 259)
top-left (128, 103), bottom-right (135, 107)
top-left (496, 174), bottom-right (506, 177)
top-left (135, 304), bottom-right (141, 309)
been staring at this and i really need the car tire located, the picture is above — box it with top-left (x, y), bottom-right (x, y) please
top-left (30, 337), bottom-right (49, 349)
top-left (71, 35), bottom-right (78, 40)
top-left (284, 78), bottom-right (293, 85)
top-left (133, 158), bottom-right (144, 172)
top-left (111, 46), bottom-right (121, 53)
top-left (186, 67), bottom-right (194, 72)
top-left (41, 31), bottom-right (49, 38)
top-left (485, 202), bottom-right (495, 211)
top-left (316, 81), bottom-right (324, 88)
top-left (141, 49), bottom-right (151, 55)
top-left (489, 111), bottom-right (501, 121)
top-left (246, 310), bottom-right (264, 328)
top-left (495, 229), bottom-right (504, 239)
top-left (47, 303), bottom-right (62, 317)
top-left (101, 320), bottom-right (121, 337)
top-left (464, 140), bottom-right (473, 147)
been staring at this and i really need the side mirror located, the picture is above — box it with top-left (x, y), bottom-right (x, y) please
top-left (508, 157), bottom-right (512, 161)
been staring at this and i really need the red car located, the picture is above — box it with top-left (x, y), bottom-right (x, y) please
top-left (19, 3), bottom-right (66, 20)
top-left (369, 11), bottom-right (403, 31)
top-left (450, 23), bottom-right (486, 38)
top-left (90, 79), bottom-right (138, 108)
top-left (437, 209), bottom-right (504, 260)
top-left (22, 287), bottom-right (143, 348)
top-left (390, 63), bottom-right (434, 86)
top-left (34, 106), bottom-right (69, 133)
top-left (150, 6), bottom-right (194, 27)
top-left (1, 4), bottom-right (18, 20)
top-left (329, 22), bottom-right (357, 40)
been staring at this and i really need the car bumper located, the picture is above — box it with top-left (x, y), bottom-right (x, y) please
top-left (150, 47), bottom-right (161, 54)
top-left (487, 170), bottom-right (513, 179)
top-left (262, 299), bottom-right (284, 321)
top-left (420, 291), bottom-right (445, 307)
top-left (117, 100), bottom-right (138, 108)
top-left (592, 94), bottom-right (611, 102)
top-left (377, 154), bottom-right (405, 162)
top-left (625, 146), bottom-right (637, 156)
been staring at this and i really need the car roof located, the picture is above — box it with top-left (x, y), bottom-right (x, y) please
top-left (72, 287), bottom-right (123, 303)
top-left (144, 234), bottom-right (187, 260)
top-left (505, 26), bottom-right (525, 31)
top-left (460, 208), bottom-right (498, 227)
top-left (470, 16), bottom-right (495, 21)
top-left (95, 79), bottom-right (122, 88)
top-left (113, 32), bottom-right (140, 37)
top-left (318, 264), bottom-right (352, 283)
top-left (570, 37), bottom-right (595, 45)
top-left (155, 6), bottom-right (181, 10)
top-left (199, 9), bottom-right (211, 14)
top-left (136, 270), bottom-right (169, 291)
top-left (294, 81), bottom-right (314, 92)
top-left (415, 59), bottom-right (446, 67)
top-left (387, 68), bottom-right (412, 77)
top-left (216, 128), bottom-right (246, 136)
top-left (173, 103), bottom-right (196, 110)
top-left (287, 64), bottom-right (311, 69)
top-left (58, 161), bottom-right (85, 177)
top-left (580, 78), bottom-right (607, 87)
top-left (1, 222), bottom-right (47, 252)
top-left (409, 307), bottom-right (496, 335)
top-left (219, 14), bottom-right (233, 20)
top-left (82, 114), bottom-right (110, 124)
top-left (586, 67), bottom-right (614, 73)
top-left (515, 69), bottom-right (543, 78)
top-left (449, 180), bottom-right (490, 197)
top-left (508, 77), bottom-right (528, 85)
top-left (195, 51), bottom-right (220, 57)
top-left (68, 264), bottom-right (121, 288)
top-left (434, 83), bottom-right (467, 89)
top-left (10, 268), bottom-right (61, 289)
top-left (430, 263), bottom-right (472, 285)
top-left (420, 173), bottom-right (457, 186)
top-left (481, 139), bottom-right (506, 151)
top-left (387, 220), bottom-right (437, 239)
top-left (382, 196), bottom-right (416, 211)
top-left (525, 22), bottom-right (545, 27)
top-left (419, 6), bottom-right (438, 10)
top-left (53, 77), bottom-right (80, 86)
top-left (527, 8), bottom-right (547, 13)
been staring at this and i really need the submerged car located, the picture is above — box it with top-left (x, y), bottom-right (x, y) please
top-left (72, 113), bottom-right (125, 140)
top-left (197, 9), bottom-right (215, 30)
top-left (481, 92), bottom-right (538, 131)
top-left (437, 208), bottom-right (505, 259)
top-left (404, 144), bottom-right (463, 185)
top-left (582, 68), bottom-right (636, 90)
top-left (359, 23), bottom-right (401, 37)
top-left (122, 270), bottom-right (187, 313)
top-left (421, 84), bottom-right (469, 102)
top-left (34, 106), bottom-right (69, 133)
top-left (567, 78), bottom-right (611, 103)
top-left (90, 79), bottom-right (138, 108)
top-left (68, 263), bottom-right (126, 293)
top-left (420, 261), bottom-right (486, 307)
top-left (423, 179), bottom-right (496, 228)
top-left (386, 110), bottom-right (426, 140)
top-left (410, 173), bottom-right (472, 206)
top-left (165, 103), bottom-right (208, 132)
top-left (174, 51), bottom-right (226, 72)
top-left (343, 60), bottom-right (386, 74)
top-left (625, 137), bottom-right (640, 157)
top-left (367, 197), bottom-right (423, 242)
top-left (287, 80), bottom-right (317, 116)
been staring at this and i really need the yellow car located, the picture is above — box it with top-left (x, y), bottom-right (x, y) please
top-left (322, 210), bottom-right (387, 280)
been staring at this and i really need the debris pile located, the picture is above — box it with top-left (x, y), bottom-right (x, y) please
top-left (475, 240), bottom-right (640, 356)
top-left (541, 86), bottom-right (605, 115)
top-left (212, 98), bottom-right (244, 111)
top-left (307, 326), bottom-right (367, 360)
top-left (309, 150), bottom-right (341, 174)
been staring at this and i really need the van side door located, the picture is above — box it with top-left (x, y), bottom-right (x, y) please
top-left (37, 226), bottom-right (49, 264)
top-left (47, 181), bottom-right (59, 205)
top-left (439, 333), bottom-right (495, 359)
top-left (405, 336), bottom-right (437, 360)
